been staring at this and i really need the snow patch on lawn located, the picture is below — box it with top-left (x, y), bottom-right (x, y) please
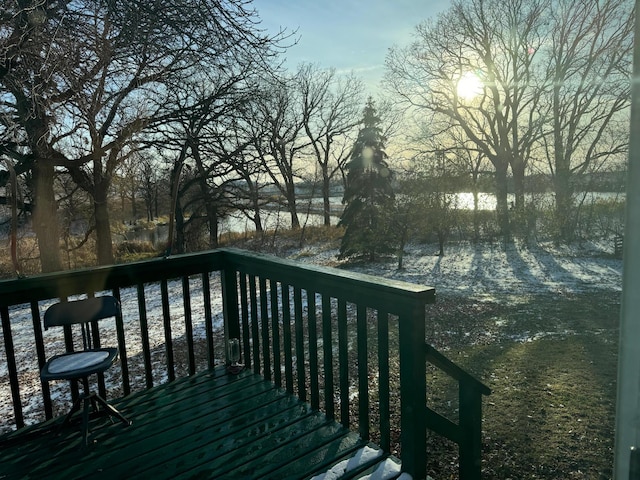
top-left (290, 240), bottom-right (622, 298)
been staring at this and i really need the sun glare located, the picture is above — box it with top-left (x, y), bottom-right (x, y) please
top-left (457, 71), bottom-right (483, 100)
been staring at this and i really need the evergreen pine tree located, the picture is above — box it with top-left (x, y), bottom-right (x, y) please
top-left (339, 98), bottom-right (395, 261)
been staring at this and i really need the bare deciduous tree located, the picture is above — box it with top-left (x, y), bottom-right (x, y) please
top-left (1, 0), bottom-right (285, 269)
top-left (386, 0), bottom-right (548, 236)
top-left (539, 0), bottom-right (632, 240)
top-left (250, 75), bottom-right (310, 230)
top-left (386, 0), bottom-right (632, 241)
top-left (298, 64), bottom-right (364, 225)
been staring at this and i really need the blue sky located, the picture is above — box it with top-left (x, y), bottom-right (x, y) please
top-left (254, 0), bottom-right (450, 92)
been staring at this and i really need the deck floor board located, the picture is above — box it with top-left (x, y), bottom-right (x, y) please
top-left (0, 367), bottom-right (371, 480)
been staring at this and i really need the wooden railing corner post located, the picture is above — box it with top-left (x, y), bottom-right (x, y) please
top-left (398, 299), bottom-right (428, 480)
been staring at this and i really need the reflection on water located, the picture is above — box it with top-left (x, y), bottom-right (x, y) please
top-left (120, 191), bottom-right (624, 242)
top-left (219, 210), bottom-right (333, 235)
top-left (447, 191), bottom-right (622, 211)
top-left (122, 224), bottom-right (169, 246)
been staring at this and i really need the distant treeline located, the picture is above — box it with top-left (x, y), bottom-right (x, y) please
top-left (395, 170), bottom-right (627, 195)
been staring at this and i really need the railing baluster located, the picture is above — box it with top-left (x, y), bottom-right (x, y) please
top-left (201, 273), bottom-right (215, 370)
top-left (281, 285), bottom-right (294, 394)
top-left (378, 309), bottom-right (390, 453)
top-left (83, 292), bottom-right (107, 398)
top-left (137, 283), bottom-right (153, 389)
top-left (160, 280), bottom-right (175, 382)
top-left (182, 276), bottom-right (195, 375)
top-left (322, 296), bottom-right (334, 420)
top-left (1, 305), bottom-right (24, 429)
top-left (338, 299), bottom-right (349, 428)
top-left (112, 288), bottom-right (130, 396)
top-left (30, 301), bottom-right (53, 419)
top-left (86, 293), bottom-right (109, 400)
top-left (239, 273), bottom-right (251, 369)
top-left (259, 277), bottom-right (271, 381)
top-left (357, 304), bottom-right (369, 441)
top-left (61, 298), bottom-right (80, 402)
top-left (270, 279), bottom-right (281, 388)
top-left (308, 292), bottom-right (320, 410)
top-left (294, 287), bottom-right (306, 402)
top-left (249, 275), bottom-right (260, 374)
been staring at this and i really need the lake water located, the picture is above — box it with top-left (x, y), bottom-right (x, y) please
top-left (125, 191), bottom-right (625, 244)
top-left (222, 191), bottom-right (624, 233)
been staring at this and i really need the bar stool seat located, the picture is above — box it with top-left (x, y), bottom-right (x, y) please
top-left (40, 296), bottom-right (131, 446)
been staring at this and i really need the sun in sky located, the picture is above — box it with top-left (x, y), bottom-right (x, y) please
top-left (456, 71), bottom-right (484, 100)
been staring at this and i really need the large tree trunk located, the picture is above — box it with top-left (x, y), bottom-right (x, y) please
top-left (131, 187), bottom-right (137, 221)
top-left (241, 175), bottom-right (263, 234)
top-left (203, 199), bottom-right (219, 249)
top-left (193, 149), bottom-right (219, 249)
top-left (322, 164), bottom-right (331, 226)
top-left (209, 209), bottom-right (219, 248)
top-left (167, 152), bottom-right (186, 255)
top-left (252, 193), bottom-right (263, 234)
top-left (510, 159), bottom-right (527, 235)
top-left (494, 162), bottom-right (511, 238)
top-left (32, 160), bottom-right (62, 273)
top-left (511, 159), bottom-right (526, 213)
top-left (472, 172), bottom-right (480, 243)
top-left (175, 200), bottom-right (186, 254)
top-left (285, 182), bottom-right (300, 229)
top-left (554, 163), bottom-right (574, 241)
top-left (553, 93), bottom-right (575, 241)
top-left (94, 185), bottom-right (114, 265)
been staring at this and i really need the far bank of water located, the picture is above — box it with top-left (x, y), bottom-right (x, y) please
top-left (121, 191), bottom-right (624, 247)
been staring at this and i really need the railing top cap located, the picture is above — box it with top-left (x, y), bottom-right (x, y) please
top-left (0, 248), bottom-right (435, 306)
top-left (219, 248), bottom-right (436, 303)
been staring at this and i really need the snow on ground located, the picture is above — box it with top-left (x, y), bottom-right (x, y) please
top-left (288, 239), bottom-right (622, 299)
top-left (0, 240), bottom-right (622, 433)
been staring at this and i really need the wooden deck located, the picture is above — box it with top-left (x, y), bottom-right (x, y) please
top-left (0, 367), bottom-right (399, 480)
top-left (0, 250), bottom-right (490, 479)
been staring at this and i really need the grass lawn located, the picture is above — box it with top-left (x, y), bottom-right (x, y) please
top-left (424, 292), bottom-right (619, 479)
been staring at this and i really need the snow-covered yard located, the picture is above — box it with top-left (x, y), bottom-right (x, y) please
top-left (0, 243), bottom-right (622, 426)
top-left (0, 239), bottom-right (623, 452)
top-left (288, 239), bottom-right (622, 298)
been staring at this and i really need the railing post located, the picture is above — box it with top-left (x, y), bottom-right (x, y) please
top-left (399, 299), bottom-right (427, 479)
top-left (221, 264), bottom-right (240, 365)
top-left (459, 381), bottom-right (483, 480)
top-left (1, 305), bottom-right (24, 429)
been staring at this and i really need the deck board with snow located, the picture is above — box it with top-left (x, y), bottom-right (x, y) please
top-left (0, 366), bottom-right (401, 480)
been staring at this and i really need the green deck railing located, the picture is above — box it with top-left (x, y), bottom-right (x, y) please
top-left (0, 248), bottom-right (490, 479)
top-left (425, 344), bottom-right (492, 479)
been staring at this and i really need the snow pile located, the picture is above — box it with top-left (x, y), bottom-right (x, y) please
top-left (310, 446), bottom-right (383, 480)
top-left (308, 445), bottom-right (435, 480)
top-left (359, 458), bottom-right (401, 480)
